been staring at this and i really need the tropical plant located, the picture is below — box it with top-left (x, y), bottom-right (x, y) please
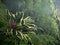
top-left (0, 10), bottom-right (39, 45)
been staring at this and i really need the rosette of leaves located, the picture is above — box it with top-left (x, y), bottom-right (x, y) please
top-left (7, 10), bottom-right (37, 33)
top-left (5, 10), bottom-right (38, 45)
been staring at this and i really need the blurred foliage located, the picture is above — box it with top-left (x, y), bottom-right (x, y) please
top-left (38, 34), bottom-right (55, 45)
top-left (35, 14), bottom-right (59, 37)
top-left (0, 0), bottom-right (60, 45)
top-left (0, 0), bottom-right (8, 30)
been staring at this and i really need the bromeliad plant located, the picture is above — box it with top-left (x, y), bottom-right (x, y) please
top-left (5, 10), bottom-right (38, 45)
top-left (7, 10), bottom-right (37, 33)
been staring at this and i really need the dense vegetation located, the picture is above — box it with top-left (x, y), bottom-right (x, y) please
top-left (0, 0), bottom-right (60, 45)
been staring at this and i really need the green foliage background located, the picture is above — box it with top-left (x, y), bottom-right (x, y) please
top-left (0, 0), bottom-right (60, 45)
